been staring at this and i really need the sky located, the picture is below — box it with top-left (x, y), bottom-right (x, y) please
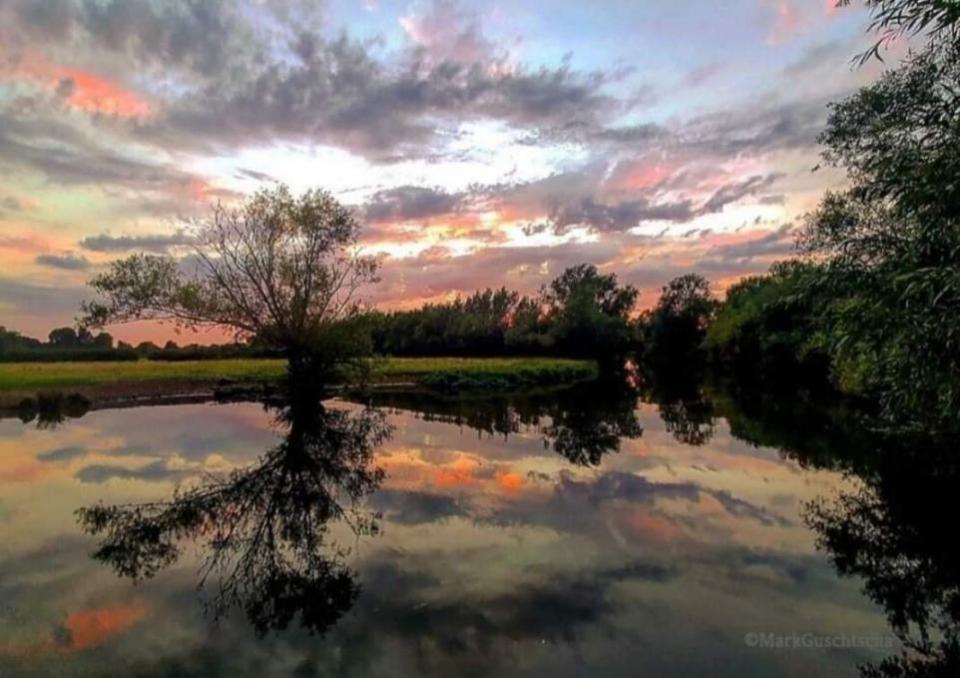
top-left (0, 0), bottom-right (899, 344)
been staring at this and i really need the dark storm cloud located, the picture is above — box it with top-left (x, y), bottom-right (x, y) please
top-left (551, 196), bottom-right (696, 232)
top-left (34, 252), bottom-right (90, 270)
top-left (79, 230), bottom-right (195, 253)
top-left (9, 2), bottom-right (620, 163)
top-left (151, 35), bottom-right (621, 161)
top-left (699, 173), bottom-right (784, 213)
top-left (364, 186), bottom-right (462, 222)
top-left (680, 97), bottom-right (829, 155)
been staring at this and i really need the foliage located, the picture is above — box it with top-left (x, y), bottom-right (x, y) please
top-left (81, 185), bottom-right (379, 378)
top-left (840, 0), bottom-right (960, 64)
top-left (540, 264), bottom-right (638, 363)
top-left (799, 15), bottom-right (960, 432)
top-left (639, 274), bottom-right (718, 366)
top-left (369, 287), bottom-right (523, 356)
top-left (704, 261), bottom-right (830, 380)
top-left (368, 264), bottom-right (638, 366)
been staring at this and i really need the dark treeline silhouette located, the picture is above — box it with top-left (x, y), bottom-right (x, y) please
top-left (364, 263), bottom-right (638, 369)
top-left (0, 324), bottom-right (135, 362)
top-left (0, 325), bottom-right (278, 362)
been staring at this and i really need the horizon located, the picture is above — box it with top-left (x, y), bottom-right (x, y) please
top-left (1, 0), bottom-right (896, 344)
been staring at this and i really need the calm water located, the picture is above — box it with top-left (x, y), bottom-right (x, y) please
top-left (0, 379), bottom-right (953, 676)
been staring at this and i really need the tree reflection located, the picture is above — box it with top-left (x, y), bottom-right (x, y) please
top-left (353, 379), bottom-right (643, 467)
top-left (539, 380), bottom-right (643, 465)
top-left (706, 378), bottom-right (960, 677)
top-left (640, 367), bottom-right (715, 446)
top-left (76, 379), bottom-right (391, 636)
top-left (17, 392), bottom-right (90, 429)
top-left (804, 439), bottom-right (960, 677)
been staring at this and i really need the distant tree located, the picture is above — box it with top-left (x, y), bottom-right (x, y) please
top-left (91, 331), bottom-right (114, 349)
top-left (541, 264), bottom-right (638, 364)
top-left (164, 340), bottom-right (179, 351)
top-left (0, 326), bottom-right (42, 353)
top-left (704, 261), bottom-right (829, 380)
top-left (135, 341), bottom-right (160, 355)
top-left (640, 274), bottom-right (717, 366)
top-left (48, 327), bottom-right (79, 347)
top-left (81, 185), bottom-right (379, 378)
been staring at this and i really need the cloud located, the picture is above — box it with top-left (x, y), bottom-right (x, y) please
top-left (79, 230), bottom-right (195, 253)
top-left (552, 471), bottom-right (790, 527)
top-left (551, 196), bottom-right (695, 232)
top-left (35, 252), bottom-right (91, 271)
top-left (1, 195), bottom-right (27, 212)
top-left (3, 0), bottom-right (258, 78)
top-left (364, 186), bottom-right (462, 222)
top-left (37, 445), bottom-right (88, 462)
top-left (400, 0), bottom-right (496, 66)
top-left (548, 173), bottom-right (783, 233)
top-left (369, 488), bottom-right (468, 525)
top-left (706, 223), bottom-right (797, 262)
top-left (0, 278), bottom-right (88, 316)
top-left (150, 35), bottom-right (621, 162)
top-left (74, 459), bottom-right (191, 483)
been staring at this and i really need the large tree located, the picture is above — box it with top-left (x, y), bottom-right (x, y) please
top-left (541, 264), bottom-right (639, 363)
top-left (800, 1), bottom-right (960, 431)
top-left (640, 273), bottom-right (717, 367)
top-left (82, 185), bottom-right (379, 375)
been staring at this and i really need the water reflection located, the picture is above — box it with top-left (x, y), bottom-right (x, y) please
top-left (803, 439), bottom-right (960, 677)
top-left (2, 372), bottom-right (951, 674)
top-left (76, 380), bottom-right (391, 636)
top-left (712, 380), bottom-right (960, 677)
top-left (357, 379), bottom-right (643, 466)
top-left (17, 393), bottom-right (91, 429)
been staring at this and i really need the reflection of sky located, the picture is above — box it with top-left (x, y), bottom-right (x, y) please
top-left (0, 398), bottom-right (891, 675)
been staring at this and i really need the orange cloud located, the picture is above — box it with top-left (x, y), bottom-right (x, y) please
top-left (0, 601), bottom-right (148, 660)
top-left (497, 471), bottom-right (524, 492)
top-left (435, 456), bottom-right (479, 487)
top-left (2, 53), bottom-right (151, 119)
top-left (62, 601), bottom-right (148, 651)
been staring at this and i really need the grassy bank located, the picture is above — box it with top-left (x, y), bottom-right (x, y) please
top-left (0, 356), bottom-right (597, 396)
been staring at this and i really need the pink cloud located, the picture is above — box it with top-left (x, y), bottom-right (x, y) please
top-left (1, 52), bottom-right (152, 119)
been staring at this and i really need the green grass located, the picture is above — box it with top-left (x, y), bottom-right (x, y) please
top-left (0, 357), bottom-right (597, 393)
top-left (0, 358), bottom-right (286, 391)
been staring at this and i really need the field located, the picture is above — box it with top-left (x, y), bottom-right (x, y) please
top-left (0, 357), bottom-right (597, 395)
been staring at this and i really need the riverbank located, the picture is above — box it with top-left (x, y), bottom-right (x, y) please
top-left (0, 357), bottom-right (598, 411)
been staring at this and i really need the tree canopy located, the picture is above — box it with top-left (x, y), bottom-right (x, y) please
top-left (82, 185), bottom-right (379, 371)
top-left (799, 2), bottom-right (960, 431)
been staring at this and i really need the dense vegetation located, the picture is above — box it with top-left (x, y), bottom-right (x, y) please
top-left (365, 263), bottom-right (638, 370)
